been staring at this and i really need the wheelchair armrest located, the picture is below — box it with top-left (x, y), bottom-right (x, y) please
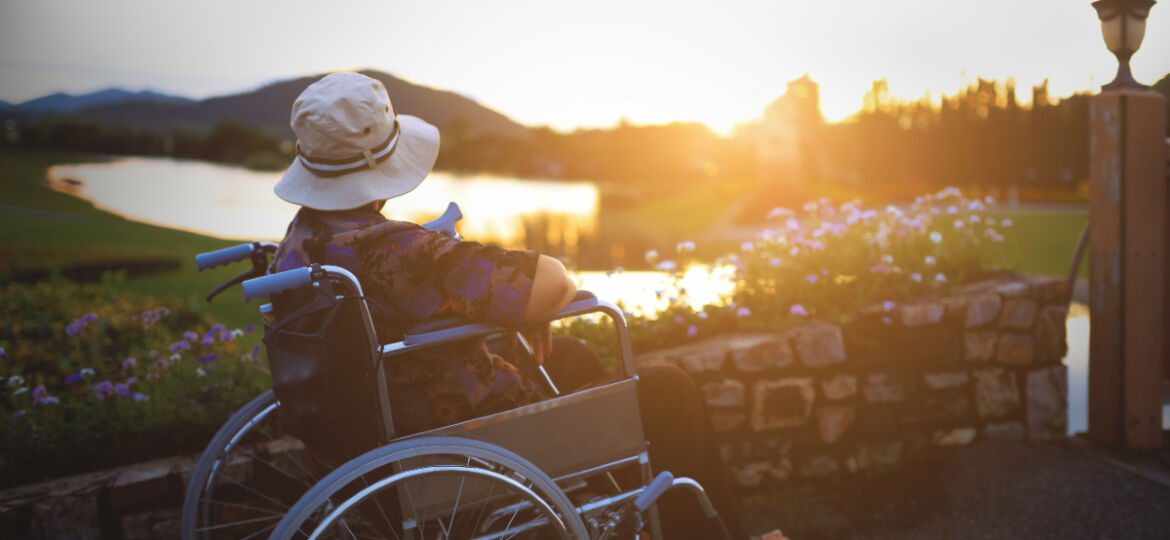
top-left (396, 290), bottom-right (600, 348)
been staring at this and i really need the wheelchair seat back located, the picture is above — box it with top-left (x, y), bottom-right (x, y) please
top-left (263, 278), bottom-right (386, 464)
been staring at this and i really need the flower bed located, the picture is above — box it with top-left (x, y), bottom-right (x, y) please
top-left (0, 276), bottom-right (268, 487)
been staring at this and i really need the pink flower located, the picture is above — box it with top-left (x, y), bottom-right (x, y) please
top-left (790, 304), bottom-right (809, 316)
top-left (736, 307), bottom-right (752, 317)
top-left (687, 325), bottom-right (698, 338)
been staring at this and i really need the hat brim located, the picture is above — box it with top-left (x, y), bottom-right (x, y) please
top-left (274, 114), bottom-right (441, 211)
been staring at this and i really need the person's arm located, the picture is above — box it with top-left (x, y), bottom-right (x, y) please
top-left (522, 255), bottom-right (577, 324)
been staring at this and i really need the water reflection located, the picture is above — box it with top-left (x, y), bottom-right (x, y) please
top-left (47, 158), bottom-right (598, 249)
top-left (574, 266), bottom-right (737, 317)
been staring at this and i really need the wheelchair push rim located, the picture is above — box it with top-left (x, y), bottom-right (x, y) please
top-left (271, 436), bottom-right (589, 540)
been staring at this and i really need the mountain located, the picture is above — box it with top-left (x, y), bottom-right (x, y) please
top-left (13, 88), bottom-right (193, 113)
top-left (76, 70), bottom-right (528, 140)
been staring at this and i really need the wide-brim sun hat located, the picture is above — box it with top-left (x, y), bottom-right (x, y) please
top-left (275, 72), bottom-right (440, 211)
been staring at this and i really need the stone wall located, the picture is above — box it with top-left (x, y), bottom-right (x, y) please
top-left (635, 273), bottom-right (1070, 488)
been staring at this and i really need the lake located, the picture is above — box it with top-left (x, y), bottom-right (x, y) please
top-left (44, 158), bottom-right (1164, 434)
top-left (47, 157), bottom-right (599, 249)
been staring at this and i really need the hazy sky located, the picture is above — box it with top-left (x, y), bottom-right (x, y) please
top-left (1, 0), bottom-right (1167, 133)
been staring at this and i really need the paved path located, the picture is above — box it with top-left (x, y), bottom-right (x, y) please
top-left (737, 439), bottom-right (1170, 539)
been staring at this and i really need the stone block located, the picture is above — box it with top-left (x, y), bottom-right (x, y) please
top-left (1034, 305), bottom-right (1069, 364)
top-left (983, 421), bottom-right (1026, 441)
top-left (998, 299), bottom-right (1038, 329)
top-left (1027, 365), bottom-right (1068, 441)
top-left (729, 334), bottom-right (794, 372)
top-left (1026, 274), bottom-right (1070, 303)
top-left (852, 403), bottom-right (900, 438)
top-left (819, 373), bottom-right (858, 400)
top-left (996, 281), bottom-right (1030, 298)
top-left (900, 301), bottom-right (945, 327)
top-left (922, 394), bottom-right (972, 423)
top-left (932, 426), bottom-right (977, 446)
top-left (710, 411), bottom-right (746, 432)
top-left (815, 404), bottom-right (856, 444)
top-left (789, 322), bottom-right (846, 368)
top-left (110, 460), bottom-right (178, 510)
top-left (751, 378), bottom-right (816, 431)
top-left (862, 373), bottom-right (905, 403)
top-left (964, 331), bottom-right (998, 362)
top-left (702, 379), bottom-right (746, 408)
top-left (996, 333), bottom-right (1034, 366)
top-left (973, 367), bottom-right (1020, 419)
top-left (964, 293), bottom-right (1002, 328)
top-left (848, 442), bottom-right (903, 472)
top-left (675, 347), bottom-right (729, 374)
top-left (123, 508), bottom-right (181, 540)
top-left (730, 459), bottom-right (792, 487)
top-left (923, 371), bottom-right (969, 390)
top-left (719, 437), bottom-right (791, 463)
top-left (799, 454), bottom-right (839, 477)
top-left (31, 495), bottom-right (100, 539)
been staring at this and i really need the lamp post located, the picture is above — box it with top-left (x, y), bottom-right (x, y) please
top-left (1091, 0), bottom-right (1156, 89)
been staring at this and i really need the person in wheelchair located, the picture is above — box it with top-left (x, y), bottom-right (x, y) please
top-left (270, 72), bottom-right (745, 539)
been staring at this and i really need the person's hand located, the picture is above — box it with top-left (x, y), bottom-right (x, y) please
top-left (519, 323), bottom-right (553, 365)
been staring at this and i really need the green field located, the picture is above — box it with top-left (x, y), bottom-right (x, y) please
top-left (1, 151), bottom-right (1090, 329)
top-left (0, 151), bottom-right (256, 327)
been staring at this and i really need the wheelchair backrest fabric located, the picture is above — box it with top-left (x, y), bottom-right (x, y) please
top-left (264, 280), bottom-right (385, 464)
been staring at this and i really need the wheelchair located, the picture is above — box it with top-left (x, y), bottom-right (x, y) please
top-left (181, 204), bottom-right (731, 539)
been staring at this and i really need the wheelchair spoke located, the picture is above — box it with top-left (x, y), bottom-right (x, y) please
top-left (220, 471), bottom-right (294, 511)
top-left (195, 513), bottom-right (282, 533)
top-left (202, 498), bottom-right (286, 517)
top-left (236, 445), bottom-right (318, 489)
top-left (468, 477), bottom-right (499, 536)
top-left (237, 521), bottom-right (279, 540)
top-left (357, 475), bottom-right (401, 540)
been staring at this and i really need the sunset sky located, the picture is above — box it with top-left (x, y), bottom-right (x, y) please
top-left (1, 0), bottom-right (1167, 133)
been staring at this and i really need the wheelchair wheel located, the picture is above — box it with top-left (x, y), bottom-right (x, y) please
top-left (271, 436), bottom-right (590, 540)
top-left (181, 390), bottom-right (326, 539)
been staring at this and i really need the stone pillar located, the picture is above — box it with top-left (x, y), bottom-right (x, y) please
top-left (1087, 88), bottom-right (1167, 449)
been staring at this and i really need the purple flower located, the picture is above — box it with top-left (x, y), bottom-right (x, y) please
top-left (0, 347), bottom-right (6, 359)
top-left (673, 315), bottom-right (685, 325)
top-left (790, 304), bottom-right (809, 317)
top-left (197, 354), bottom-right (218, 363)
top-left (114, 383), bottom-right (131, 397)
top-left (209, 324), bottom-right (225, 333)
top-left (183, 331), bottom-right (198, 342)
top-left (133, 393), bottom-right (149, 402)
top-left (805, 274), bottom-right (818, 285)
top-left (687, 325), bottom-right (698, 338)
top-left (154, 307), bottom-right (170, 316)
top-left (65, 372), bottom-right (83, 384)
top-left (169, 340), bottom-right (190, 353)
top-left (869, 264), bottom-right (892, 274)
top-left (94, 380), bottom-right (115, 399)
top-left (37, 396), bottom-right (59, 406)
top-left (125, 377), bottom-right (138, 384)
top-left (200, 336), bottom-right (215, 347)
top-left (11, 410), bottom-right (26, 421)
top-left (122, 357), bottom-right (137, 370)
top-left (218, 330), bottom-right (233, 342)
top-left (32, 384), bottom-right (48, 402)
top-left (882, 301), bottom-right (897, 312)
top-left (881, 316), bottom-right (894, 325)
top-left (736, 307), bottom-right (752, 317)
top-left (910, 273), bottom-right (923, 283)
top-left (244, 324), bottom-right (257, 334)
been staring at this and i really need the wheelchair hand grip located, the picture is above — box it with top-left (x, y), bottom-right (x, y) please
top-left (242, 267), bottom-right (313, 302)
top-left (634, 471), bottom-right (674, 512)
top-left (422, 201), bottom-right (462, 237)
top-left (196, 243), bottom-right (255, 271)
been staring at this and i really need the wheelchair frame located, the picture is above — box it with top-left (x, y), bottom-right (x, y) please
top-left (182, 224), bottom-right (729, 539)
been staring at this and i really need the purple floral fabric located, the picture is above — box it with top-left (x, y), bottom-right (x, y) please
top-left (272, 207), bottom-right (545, 435)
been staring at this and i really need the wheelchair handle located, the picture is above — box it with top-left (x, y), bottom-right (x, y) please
top-left (634, 471), bottom-right (673, 512)
top-left (422, 201), bottom-right (463, 239)
top-left (242, 266), bottom-right (314, 302)
top-left (195, 242), bottom-right (278, 271)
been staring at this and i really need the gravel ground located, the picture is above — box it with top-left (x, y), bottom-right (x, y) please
top-left (737, 439), bottom-right (1170, 540)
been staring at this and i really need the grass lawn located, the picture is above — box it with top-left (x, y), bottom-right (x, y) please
top-left (990, 207), bottom-right (1089, 279)
top-left (1, 151), bottom-right (258, 328)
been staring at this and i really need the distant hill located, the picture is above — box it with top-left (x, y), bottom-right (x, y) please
top-left (12, 88), bottom-right (193, 113)
top-left (75, 70), bottom-right (528, 140)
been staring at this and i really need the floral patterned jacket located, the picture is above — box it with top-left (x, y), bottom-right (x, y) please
top-left (272, 206), bottom-right (546, 435)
